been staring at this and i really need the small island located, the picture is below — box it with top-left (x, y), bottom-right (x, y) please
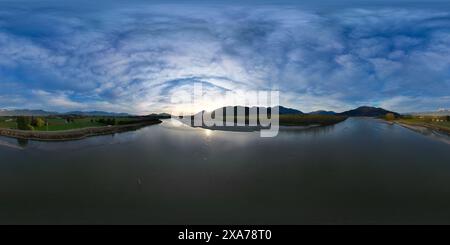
top-left (0, 115), bottom-right (164, 141)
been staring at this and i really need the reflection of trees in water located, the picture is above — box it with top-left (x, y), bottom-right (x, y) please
top-left (296, 125), bottom-right (335, 137)
top-left (280, 124), bottom-right (336, 136)
top-left (310, 125), bottom-right (335, 136)
top-left (17, 138), bottom-right (29, 147)
top-left (178, 115), bottom-right (341, 136)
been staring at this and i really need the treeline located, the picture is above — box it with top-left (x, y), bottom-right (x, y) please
top-left (383, 113), bottom-right (450, 122)
top-left (17, 116), bottom-right (46, 130)
top-left (96, 116), bottom-right (162, 126)
top-left (13, 115), bottom-right (158, 131)
top-left (96, 118), bottom-right (117, 125)
top-left (95, 118), bottom-right (137, 125)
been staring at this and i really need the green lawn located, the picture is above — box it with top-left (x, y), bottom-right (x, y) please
top-left (33, 118), bottom-right (103, 131)
top-left (0, 117), bottom-right (17, 129)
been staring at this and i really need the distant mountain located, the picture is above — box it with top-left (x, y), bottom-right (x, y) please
top-left (275, 106), bottom-right (304, 115)
top-left (193, 106), bottom-right (302, 117)
top-left (308, 110), bottom-right (336, 115)
top-left (64, 111), bottom-right (130, 117)
top-left (156, 113), bottom-right (171, 117)
top-left (339, 106), bottom-right (399, 117)
top-left (0, 109), bottom-right (57, 116)
top-left (0, 109), bottom-right (131, 117)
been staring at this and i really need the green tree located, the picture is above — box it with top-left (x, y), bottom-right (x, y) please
top-left (385, 113), bottom-right (396, 121)
top-left (99, 118), bottom-right (116, 125)
top-left (17, 116), bottom-right (33, 130)
top-left (97, 118), bottom-right (106, 124)
top-left (32, 117), bottom-right (45, 128)
top-left (109, 118), bottom-right (116, 125)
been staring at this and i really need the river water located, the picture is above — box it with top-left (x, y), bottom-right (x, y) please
top-left (0, 117), bottom-right (449, 224)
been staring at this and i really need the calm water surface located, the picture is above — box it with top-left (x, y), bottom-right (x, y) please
top-left (0, 118), bottom-right (449, 224)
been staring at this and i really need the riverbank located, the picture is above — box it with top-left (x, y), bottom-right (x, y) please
top-left (390, 120), bottom-right (450, 145)
top-left (394, 120), bottom-right (450, 136)
top-left (0, 120), bottom-right (161, 141)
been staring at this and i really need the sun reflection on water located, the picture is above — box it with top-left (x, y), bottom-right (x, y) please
top-left (204, 129), bottom-right (213, 137)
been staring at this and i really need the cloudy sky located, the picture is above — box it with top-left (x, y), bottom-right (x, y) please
top-left (0, 0), bottom-right (449, 114)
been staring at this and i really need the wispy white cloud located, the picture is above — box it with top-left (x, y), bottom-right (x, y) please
top-left (0, 3), bottom-right (449, 114)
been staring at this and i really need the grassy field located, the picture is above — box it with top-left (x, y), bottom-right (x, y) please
top-left (0, 117), bottom-right (17, 129)
top-left (0, 116), bottom-right (139, 131)
top-left (393, 115), bottom-right (450, 134)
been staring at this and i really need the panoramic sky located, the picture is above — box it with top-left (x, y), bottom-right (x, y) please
top-left (0, 0), bottom-right (449, 114)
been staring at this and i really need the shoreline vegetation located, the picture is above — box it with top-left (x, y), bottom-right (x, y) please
top-left (394, 120), bottom-right (450, 136)
top-left (0, 116), bottom-right (163, 141)
top-left (180, 113), bottom-right (348, 131)
top-left (382, 113), bottom-right (450, 136)
top-left (1, 106), bottom-right (448, 141)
